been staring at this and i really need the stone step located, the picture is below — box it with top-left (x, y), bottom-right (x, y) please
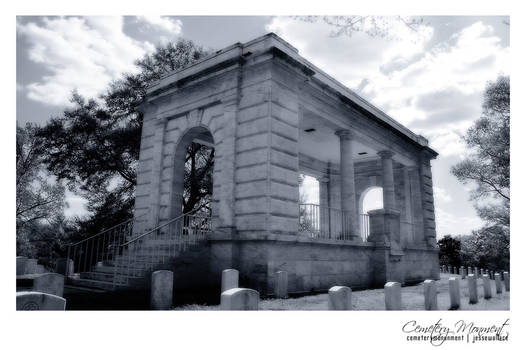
top-left (80, 271), bottom-right (142, 283)
top-left (91, 265), bottom-right (144, 274)
top-left (69, 278), bottom-right (120, 291)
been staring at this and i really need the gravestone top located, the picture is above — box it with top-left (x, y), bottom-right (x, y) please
top-left (16, 291), bottom-right (66, 311)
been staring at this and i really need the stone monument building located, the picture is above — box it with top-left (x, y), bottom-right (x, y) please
top-left (69, 33), bottom-right (440, 295)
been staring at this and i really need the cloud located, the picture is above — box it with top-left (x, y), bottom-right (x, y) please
top-left (17, 16), bottom-right (155, 106)
top-left (137, 16), bottom-right (182, 34)
top-left (266, 18), bottom-right (509, 159)
top-left (266, 16), bottom-right (433, 89)
top-left (433, 186), bottom-right (452, 204)
top-left (435, 207), bottom-right (484, 238)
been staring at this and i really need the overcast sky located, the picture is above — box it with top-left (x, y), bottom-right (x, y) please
top-left (16, 15), bottom-right (510, 238)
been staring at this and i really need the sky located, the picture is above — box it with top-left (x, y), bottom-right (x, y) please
top-left (16, 15), bottom-right (510, 238)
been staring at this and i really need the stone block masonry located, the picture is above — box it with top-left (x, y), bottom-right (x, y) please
top-left (130, 32), bottom-right (440, 296)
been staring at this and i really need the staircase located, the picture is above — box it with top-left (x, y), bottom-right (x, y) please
top-left (66, 209), bottom-right (211, 291)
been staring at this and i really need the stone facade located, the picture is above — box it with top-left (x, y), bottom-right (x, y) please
top-left (133, 33), bottom-right (440, 295)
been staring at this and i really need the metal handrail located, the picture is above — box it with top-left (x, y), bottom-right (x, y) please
top-left (68, 210), bottom-right (149, 247)
top-left (117, 207), bottom-right (201, 248)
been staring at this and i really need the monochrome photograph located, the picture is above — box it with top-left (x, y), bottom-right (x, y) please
top-left (6, 1), bottom-right (520, 348)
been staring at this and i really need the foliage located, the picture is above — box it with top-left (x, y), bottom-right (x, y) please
top-left (16, 123), bottom-right (66, 257)
top-left (451, 75), bottom-right (510, 227)
top-left (459, 225), bottom-right (510, 271)
top-left (183, 143), bottom-right (214, 214)
top-left (36, 39), bottom-right (210, 237)
top-left (295, 16), bottom-right (426, 39)
top-left (437, 235), bottom-right (461, 267)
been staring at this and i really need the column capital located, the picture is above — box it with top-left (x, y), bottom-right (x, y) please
top-left (378, 150), bottom-right (394, 159)
top-left (335, 129), bottom-right (353, 140)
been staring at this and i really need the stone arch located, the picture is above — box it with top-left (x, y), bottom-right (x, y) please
top-left (170, 125), bottom-right (216, 221)
top-left (359, 186), bottom-right (384, 240)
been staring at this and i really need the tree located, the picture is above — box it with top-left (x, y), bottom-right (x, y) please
top-left (16, 123), bottom-right (66, 257)
top-left (459, 226), bottom-right (510, 271)
top-left (37, 39), bottom-right (210, 235)
top-left (183, 143), bottom-right (214, 214)
top-left (295, 16), bottom-right (426, 39)
top-left (437, 235), bottom-right (461, 267)
top-left (451, 75), bottom-right (510, 227)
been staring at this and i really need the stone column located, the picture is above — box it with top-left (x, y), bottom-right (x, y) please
top-left (407, 166), bottom-right (425, 244)
top-left (218, 95), bottom-right (238, 234)
top-left (377, 150), bottom-right (401, 245)
top-left (318, 176), bottom-right (330, 236)
top-left (150, 118), bottom-right (167, 227)
top-left (378, 150), bottom-right (396, 211)
top-left (335, 130), bottom-right (359, 240)
top-left (419, 150), bottom-right (438, 247)
top-left (402, 166), bottom-right (414, 244)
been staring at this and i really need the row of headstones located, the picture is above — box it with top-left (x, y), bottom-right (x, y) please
top-left (149, 268), bottom-right (511, 310)
top-left (149, 269), bottom-right (290, 310)
top-left (218, 270), bottom-right (510, 310)
top-left (440, 265), bottom-right (508, 281)
top-left (16, 256), bottom-right (48, 275)
top-left (423, 273), bottom-right (510, 311)
top-left (17, 256), bottom-right (74, 276)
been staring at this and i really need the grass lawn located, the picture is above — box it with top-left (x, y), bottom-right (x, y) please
top-left (172, 273), bottom-right (510, 311)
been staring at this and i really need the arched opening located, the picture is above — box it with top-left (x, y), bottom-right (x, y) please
top-left (298, 174), bottom-right (320, 234)
top-left (172, 126), bottom-right (215, 220)
top-left (359, 186), bottom-right (383, 241)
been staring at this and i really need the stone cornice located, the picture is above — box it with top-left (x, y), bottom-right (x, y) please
top-left (144, 32), bottom-right (438, 156)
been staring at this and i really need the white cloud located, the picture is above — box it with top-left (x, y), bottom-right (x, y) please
top-left (137, 16), bottom-right (182, 34)
top-left (266, 18), bottom-right (509, 159)
top-left (433, 186), bottom-right (452, 204)
top-left (266, 16), bottom-right (433, 89)
top-left (18, 16), bottom-right (155, 106)
top-left (435, 207), bottom-right (484, 238)
top-left (64, 191), bottom-right (89, 218)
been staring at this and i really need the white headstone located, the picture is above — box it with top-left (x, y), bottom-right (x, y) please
top-left (460, 266), bottom-right (466, 279)
top-left (423, 280), bottom-right (437, 310)
top-left (221, 269), bottom-right (239, 293)
top-left (150, 270), bottom-right (173, 310)
top-left (495, 273), bottom-right (502, 294)
top-left (16, 291), bottom-right (66, 310)
top-left (55, 258), bottom-right (74, 277)
top-left (25, 259), bottom-right (38, 274)
top-left (467, 274), bottom-right (478, 304)
top-left (328, 286), bottom-right (352, 310)
top-left (449, 277), bottom-right (461, 310)
top-left (482, 274), bottom-right (492, 299)
top-left (220, 288), bottom-right (259, 310)
top-left (16, 257), bottom-right (28, 275)
top-left (33, 273), bottom-right (64, 297)
top-left (384, 281), bottom-right (402, 310)
top-left (274, 271), bottom-right (288, 299)
top-left (503, 272), bottom-right (510, 291)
